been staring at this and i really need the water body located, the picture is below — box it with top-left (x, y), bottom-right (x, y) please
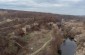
top-left (60, 38), bottom-right (77, 55)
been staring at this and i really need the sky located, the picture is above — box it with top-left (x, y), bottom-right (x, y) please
top-left (0, 0), bottom-right (85, 15)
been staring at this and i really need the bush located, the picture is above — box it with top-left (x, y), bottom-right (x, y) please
top-left (4, 40), bottom-right (18, 55)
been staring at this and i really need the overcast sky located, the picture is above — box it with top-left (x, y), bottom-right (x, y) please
top-left (0, 0), bottom-right (85, 15)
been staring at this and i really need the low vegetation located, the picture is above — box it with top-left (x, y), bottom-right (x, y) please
top-left (0, 9), bottom-right (85, 55)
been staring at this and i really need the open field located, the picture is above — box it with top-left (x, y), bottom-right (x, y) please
top-left (0, 9), bottom-right (85, 55)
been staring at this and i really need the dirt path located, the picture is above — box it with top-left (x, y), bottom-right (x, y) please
top-left (30, 38), bottom-right (52, 55)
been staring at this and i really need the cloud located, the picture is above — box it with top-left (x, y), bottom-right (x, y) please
top-left (0, 0), bottom-right (80, 8)
top-left (5, 0), bottom-right (67, 8)
top-left (0, 0), bottom-right (17, 2)
top-left (29, 3), bottom-right (67, 8)
top-left (58, 0), bottom-right (83, 4)
top-left (14, 0), bottom-right (83, 8)
top-left (0, 0), bottom-right (84, 15)
top-left (61, 0), bottom-right (82, 2)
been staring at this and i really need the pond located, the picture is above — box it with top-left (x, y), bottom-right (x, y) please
top-left (60, 38), bottom-right (77, 55)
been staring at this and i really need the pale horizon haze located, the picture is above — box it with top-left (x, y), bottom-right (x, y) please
top-left (0, 0), bottom-right (85, 15)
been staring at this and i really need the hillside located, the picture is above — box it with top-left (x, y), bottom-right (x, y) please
top-left (0, 9), bottom-right (84, 36)
top-left (0, 9), bottom-right (84, 20)
top-left (0, 9), bottom-right (85, 55)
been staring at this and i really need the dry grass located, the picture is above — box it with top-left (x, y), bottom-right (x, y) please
top-left (0, 18), bottom-right (85, 55)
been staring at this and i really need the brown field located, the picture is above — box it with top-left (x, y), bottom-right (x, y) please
top-left (0, 9), bottom-right (85, 55)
